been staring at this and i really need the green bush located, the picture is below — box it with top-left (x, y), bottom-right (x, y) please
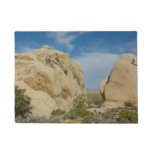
top-left (74, 109), bottom-right (94, 117)
top-left (51, 109), bottom-right (65, 117)
top-left (118, 109), bottom-right (138, 123)
top-left (15, 86), bottom-right (32, 118)
top-left (125, 102), bottom-right (134, 107)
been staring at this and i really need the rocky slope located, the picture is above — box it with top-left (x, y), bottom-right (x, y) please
top-left (100, 53), bottom-right (137, 106)
top-left (15, 45), bottom-right (87, 118)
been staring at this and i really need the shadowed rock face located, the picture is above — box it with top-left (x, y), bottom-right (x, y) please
top-left (100, 77), bottom-right (108, 96)
top-left (100, 53), bottom-right (137, 105)
top-left (15, 45), bottom-right (87, 118)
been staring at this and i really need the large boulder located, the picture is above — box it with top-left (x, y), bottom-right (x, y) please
top-left (15, 45), bottom-right (87, 118)
top-left (100, 53), bottom-right (137, 105)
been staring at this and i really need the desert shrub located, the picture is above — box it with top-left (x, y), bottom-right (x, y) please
top-left (94, 99), bottom-right (102, 108)
top-left (83, 115), bottom-right (100, 123)
top-left (27, 116), bottom-right (48, 122)
top-left (125, 102), bottom-right (135, 107)
top-left (15, 115), bottom-right (27, 123)
top-left (63, 111), bottom-right (78, 120)
top-left (15, 86), bottom-right (32, 118)
top-left (118, 109), bottom-right (138, 123)
top-left (15, 115), bottom-right (48, 123)
top-left (94, 109), bottom-right (97, 113)
top-left (73, 96), bottom-right (87, 109)
top-left (87, 93), bottom-right (103, 108)
top-left (101, 108), bottom-right (118, 119)
top-left (49, 116), bottom-right (61, 123)
top-left (51, 109), bottom-right (65, 117)
top-left (98, 119), bottom-right (117, 123)
top-left (99, 107), bottom-right (138, 123)
top-left (74, 109), bottom-right (94, 117)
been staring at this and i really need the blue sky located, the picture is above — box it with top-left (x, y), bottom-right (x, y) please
top-left (15, 31), bottom-right (137, 89)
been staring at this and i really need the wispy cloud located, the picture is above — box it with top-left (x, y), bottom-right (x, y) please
top-left (77, 39), bottom-right (137, 55)
top-left (17, 47), bottom-right (34, 53)
top-left (15, 41), bottom-right (41, 53)
top-left (116, 41), bottom-right (137, 53)
top-left (46, 32), bottom-right (84, 51)
top-left (72, 52), bottom-right (119, 89)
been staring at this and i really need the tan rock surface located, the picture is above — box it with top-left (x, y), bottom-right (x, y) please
top-left (15, 45), bottom-right (87, 118)
top-left (100, 53), bottom-right (137, 105)
top-left (99, 77), bottom-right (108, 95)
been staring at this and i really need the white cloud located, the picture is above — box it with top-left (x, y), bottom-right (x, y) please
top-left (17, 47), bottom-right (34, 53)
top-left (15, 41), bottom-right (42, 53)
top-left (130, 47), bottom-right (137, 53)
top-left (46, 32), bottom-right (83, 51)
top-left (72, 52), bottom-right (119, 89)
top-left (117, 41), bottom-right (137, 53)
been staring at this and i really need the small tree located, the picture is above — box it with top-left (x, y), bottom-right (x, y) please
top-left (15, 86), bottom-right (32, 118)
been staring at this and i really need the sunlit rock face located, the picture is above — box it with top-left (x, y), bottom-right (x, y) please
top-left (100, 53), bottom-right (137, 106)
top-left (15, 45), bottom-right (87, 118)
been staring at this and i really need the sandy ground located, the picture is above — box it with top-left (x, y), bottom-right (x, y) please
top-left (86, 89), bottom-right (100, 94)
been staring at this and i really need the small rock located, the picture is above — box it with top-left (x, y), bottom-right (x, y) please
top-left (42, 45), bottom-right (51, 49)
